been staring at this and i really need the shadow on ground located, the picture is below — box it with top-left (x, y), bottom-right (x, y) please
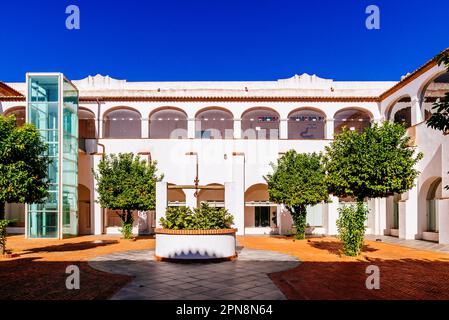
top-left (307, 240), bottom-right (378, 256)
top-left (269, 258), bottom-right (449, 300)
top-left (0, 257), bottom-right (131, 300)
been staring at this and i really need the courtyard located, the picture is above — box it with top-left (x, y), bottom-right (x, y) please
top-left (2, 234), bottom-right (449, 300)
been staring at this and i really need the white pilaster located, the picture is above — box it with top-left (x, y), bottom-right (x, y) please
top-left (279, 119), bottom-right (288, 139)
top-left (155, 181), bottom-right (167, 228)
top-left (227, 155), bottom-right (245, 235)
top-left (276, 205), bottom-right (283, 235)
top-left (399, 185), bottom-right (419, 240)
top-left (141, 118), bottom-right (149, 138)
top-left (373, 198), bottom-right (387, 235)
top-left (325, 120), bottom-right (334, 140)
top-left (326, 196), bottom-right (339, 235)
top-left (410, 95), bottom-right (423, 125)
top-left (438, 199), bottom-right (449, 244)
top-left (185, 189), bottom-right (197, 209)
top-left (188, 119), bottom-right (195, 139)
top-left (93, 155), bottom-right (103, 235)
top-left (234, 119), bottom-right (242, 139)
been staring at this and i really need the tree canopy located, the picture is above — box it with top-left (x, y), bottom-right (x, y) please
top-left (0, 115), bottom-right (50, 219)
top-left (264, 150), bottom-right (328, 239)
top-left (94, 153), bottom-right (163, 214)
top-left (427, 51), bottom-right (449, 134)
top-left (323, 122), bottom-right (423, 202)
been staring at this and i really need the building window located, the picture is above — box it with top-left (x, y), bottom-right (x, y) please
top-left (241, 109), bottom-right (280, 139)
top-left (255, 206), bottom-right (270, 227)
top-left (393, 107), bottom-right (411, 128)
top-left (149, 108), bottom-right (187, 139)
top-left (334, 109), bottom-right (372, 134)
top-left (103, 108), bottom-right (141, 138)
top-left (426, 178), bottom-right (441, 232)
top-left (79, 109), bottom-right (96, 139)
top-left (288, 109), bottom-right (325, 139)
top-left (195, 109), bottom-right (233, 139)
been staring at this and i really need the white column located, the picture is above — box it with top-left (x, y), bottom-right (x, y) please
top-left (399, 185), bottom-right (419, 240)
top-left (276, 205), bottom-right (283, 235)
top-left (155, 182), bottom-right (167, 228)
top-left (410, 95), bottom-right (423, 125)
top-left (234, 119), bottom-right (242, 139)
top-left (185, 189), bottom-right (197, 209)
top-left (93, 155), bottom-right (103, 235)
top-left (228, 155), bottom-right (245, 235)
top-left (141, 118), bottom-right (149, 138)
top-left (188, 118), bottom-right (195, 139)
top-left (372, 198), bottom-right (387, 236)
top-left (325, 120), bottom-right (334, 140)
top-left (326, 195), bottom-right (339, 235)
top-left (438, 199), bottom-right (449, 244)
top-left (225, 182), bottom-right (244, 235)
top-left (279, 119), bottom-right (288, 139)
top-left (97, 118), bottom-right (103, 139)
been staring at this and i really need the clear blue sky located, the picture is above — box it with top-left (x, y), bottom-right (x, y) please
top-left (1, 0), bottom-right (448, 82)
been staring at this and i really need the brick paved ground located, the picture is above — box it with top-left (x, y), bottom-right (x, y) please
top-left (238, 236), bottom-right (449, 300)
top-left (3, 234), bottom-right (449, 300)
top-left (0, 235), bottom-right (155, 300)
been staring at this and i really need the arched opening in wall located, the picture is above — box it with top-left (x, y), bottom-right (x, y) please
top-left (195, 108), bottom-right (233, 139)
top-left (386, 96), bottom-right (412, 128)
top-left (288, 108), bottom-right (326, 139)
top-left (196, 184), bottom-right (225, 207)
top-left (244, 184), bottom-right (278, 234)
top-left (426, 178), bottom-right (442, 233)
top-left (149, 108), bottom-right (187, 139)
top-left (3, 106), bottom-right (26, 126)
top-left (78, 184), bottom-right (91, 235)
top-left (241, 108), bottom-right (279, 139)
top-left (421, 71), bottom-right (449, 122)
top-left (103, 107), bottom-right (142, 138)
top-left (334, 108), bottom-right (372, 135)
top-left (167, 184), bottom-right (186, 207)
top-left (79, 108), bottom-right (96, 139)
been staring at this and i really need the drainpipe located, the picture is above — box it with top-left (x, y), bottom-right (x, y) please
top-left (185, 152), bottom-right (199, 197)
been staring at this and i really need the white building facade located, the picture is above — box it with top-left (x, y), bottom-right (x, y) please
top-left (1, 49), bottom-right (448, 243)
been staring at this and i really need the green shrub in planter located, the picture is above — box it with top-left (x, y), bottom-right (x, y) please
top-left (159, 206), bottom-right (195, 230)
top-left (336, 203), bottom-right (368, 256)
top-left (160, 203), bottom-right (234, 230)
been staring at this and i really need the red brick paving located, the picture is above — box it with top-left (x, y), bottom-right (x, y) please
top-left (238, 236), bottom-right (449, 300)
top-left (0, 235), bottom-right (155, 300)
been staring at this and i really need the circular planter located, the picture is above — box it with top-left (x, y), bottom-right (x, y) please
top-left (154, 228), bottom-right (237, 261)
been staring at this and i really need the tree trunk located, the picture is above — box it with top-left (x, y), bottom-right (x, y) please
top-left (291, 204), bottom-right (307, 240)
top-left (0, 202), bottom-right (5, 220)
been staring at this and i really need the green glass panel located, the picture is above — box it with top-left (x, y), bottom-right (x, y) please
top-left (28, 210), bottom-right (58, 238)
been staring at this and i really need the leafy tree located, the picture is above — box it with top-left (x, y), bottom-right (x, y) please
top-left (264, 151), bottom-right (329, 240)
top-left (160, 203), bottom-right (234, 230)
top-left (0, 115), bottom-right (50, 220)
top-left (93, 153), bottom-right (163, 239)
top-left (427, 50), bottom-right (449, 190)
top-left (324, 122), bottom-right (422, 255)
